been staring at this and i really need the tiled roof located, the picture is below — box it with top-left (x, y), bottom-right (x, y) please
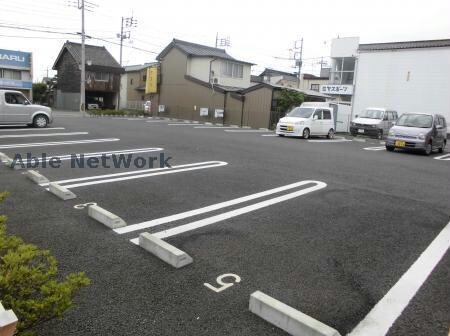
top-left (124, 62), bottom-right (158, 72)
top-left (359, 39), bottom-right (450, 51)
top-left (157, 39), bottom-right (254, 65)
top-left (53, 41), bottom-right (122, 69)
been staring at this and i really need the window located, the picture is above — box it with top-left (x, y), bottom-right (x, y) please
top-left (323, 110), bottom-right (332, 120)
top-left (313, 110), bottom-right (323, 120)
top-left (310, 84), bottom-right (320, 91)
top-left (130, 78), bottom-right (134, 85)
top-left (5, 92), bottom-right (27, 105)
top-left (143, 75), bottom-right (147, 82)
top-left (221, 61), bottom-right (243, 78)
top-left (0, 68), bottom-right (21, 80)
top-left (94, 72), bottom-right (110, 81)
top-left (440, 117), bottom-right (447, 127)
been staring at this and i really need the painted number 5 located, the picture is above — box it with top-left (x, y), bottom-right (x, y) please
top-left (204, 273), bottom-right (241, 293)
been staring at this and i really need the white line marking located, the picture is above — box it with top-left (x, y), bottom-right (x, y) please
top-left (21, 147), bottom-right (163, 164)
top-left (42, 161), bottom-right (228, 189)
top-left (167, 123), bottom-right (201, 126)
top-left (194, 126), bottom-right (238, 129)
top-left (225, 129), bottom-right (272, 133)
top-left (116, 180), bottom-right (321, 234)
top-left (152, 181), bottom-right (326, 239)
top-left (261, 134), bottom-right (277, 137)
top-left (0, 138), bottom-right (120, 149)
top-left (0, 127), bottom-right (65, 132)
top-left (364, 146), bottom-right (386, 151)
top-left (145, 120), bottom-right (167, 123)
top-left (0, 132), bottom-right (88, 139)
top-left (349, 220), bottom-right (450, 336)
top-left (307, 139), bottom-right (352, 143)
top-left (434, 153), bottom-right (450, 161)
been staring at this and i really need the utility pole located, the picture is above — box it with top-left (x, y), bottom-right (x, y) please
top-left (80, 0), bottom-right (86, 116)
top-left (294, 38), bottom-right (303, 89)
top-left (117, 15), bottom-right (137, 109)
top-left (69, 0), bottom-right (97, 115)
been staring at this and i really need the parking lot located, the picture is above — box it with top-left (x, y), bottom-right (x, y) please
top-left (0, 112), bottom-right (449, 336)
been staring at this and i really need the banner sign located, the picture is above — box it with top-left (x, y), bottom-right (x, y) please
top-left (0, 78), bottom-right (32, 89)
top-left (319, 84), bottom-right (353, 95)
top-left (0, 49), bottom-right (31, 69)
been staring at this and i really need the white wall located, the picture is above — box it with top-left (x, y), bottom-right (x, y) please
top-left (187, 57), bottom-right (211, 82)
top-left (187, 56), bottom-right (252, 88)
top-left (331, 37), bottom-right (360, 58)
top-left (353, 47), bottom-right (450, 121)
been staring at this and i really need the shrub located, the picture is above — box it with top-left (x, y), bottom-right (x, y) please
top-left (0, 192), bottom-right (90, 335)
top-left (86, 109), bottom-right (144, 117)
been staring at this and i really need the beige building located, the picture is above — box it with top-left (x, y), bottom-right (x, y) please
top-left (146, 39), bottom-right (331, 128)
top-left (119, 62), bottom-right (158, 110)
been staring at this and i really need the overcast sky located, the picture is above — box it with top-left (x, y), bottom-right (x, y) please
top-left (1, 0), bottom-right (449, 81)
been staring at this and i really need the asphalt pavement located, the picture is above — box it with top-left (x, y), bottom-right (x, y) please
top-left (0, 112), bottom-right (449, 336)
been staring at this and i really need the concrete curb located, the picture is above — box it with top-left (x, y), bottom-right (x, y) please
top-left (26, 170), bottom-right (49, 184)
top-left (0, 302), bottom-right (18, 336)
top-left (88, 204), bottom-right (126, 229)
top-left (48, 182), bottom-right (76, 200)
top-left (249, 291), bottom-right (341, 336)
top-left (5, 158), bottom-right (24, 170)
top-left (138, 232), bottom-right (193, 268)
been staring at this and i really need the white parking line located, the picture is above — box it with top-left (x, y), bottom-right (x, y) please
top-left (41, 161), bottom-right (228, 189)
top-left (307, 138), bottom-right (352, 143)
top-left (261, 134), bottom-right (277, 137)
top-left (364, 146), bottom-right (386, 151)
top-left (167, 123), bottom-right (201, 126)
top-left (0, 127), bottom-right (66, 132)
top-left (21, 147), bottom-right (164, 164)
top-left (116, 180), bottom-right (323, 235)
top-left (0, 138), bottom-right (120, 149)
top-left (225, 129), bottom-right (272, 133)
top-left (194, 126), bottom-right (238, 129)
top-left (349, 220), bottom-right (450, 336)
top-left (152, 181), bottom-right (326, 239)
top-left (434, 153), bottom-right (450, 161)
top-left (0, 132), bottom-right (88, 139)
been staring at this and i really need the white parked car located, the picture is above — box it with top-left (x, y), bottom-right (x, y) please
top-left (276, 103), bottom-right (335, 139)
top-left (0, 90), bottom-right (53, 128)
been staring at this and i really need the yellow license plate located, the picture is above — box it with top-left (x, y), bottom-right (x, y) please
top-left (395, 140), bottom-right (406, 147)
top-left (287, 126), bottom-right (294, 131)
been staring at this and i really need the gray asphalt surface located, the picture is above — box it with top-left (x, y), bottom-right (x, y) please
top-left (0, 113), bottom-right (449, 336)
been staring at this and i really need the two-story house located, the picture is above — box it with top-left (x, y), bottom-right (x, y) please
top-left (153, 39), bottom-right (254, 119)
top-left (120, 62), bottom-right (158, 110)
top-left (52, 41), bottom-right (123, 110)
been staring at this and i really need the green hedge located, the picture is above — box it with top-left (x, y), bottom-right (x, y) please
top-left (87, 109), bottom-right (145, 117)
top-left (0, 192), bottom-right (90, 335)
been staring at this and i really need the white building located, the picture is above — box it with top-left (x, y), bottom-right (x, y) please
top-left (320, 37), bottom-right (359, 102)
top-left (352, 39), bottom-right (450, 121)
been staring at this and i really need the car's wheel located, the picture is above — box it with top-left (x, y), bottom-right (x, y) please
top-left (278, 134), bottom-right (285, 137)
top-left (438, 141), bottom-right (446, 153)
top-left (33, 115), bottom-right (48, 128)
top-left (377, 130), bottom-right (383, 140)
top-left (302, 128), bottom-right (310, 139)
top-left (424, 142), bottom-right (433, 156)
top-left (327, 129), bottom-right (335, 139)
top-left (386, 145), bottom-right (395, 152)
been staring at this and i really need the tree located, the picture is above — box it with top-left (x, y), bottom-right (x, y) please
top-left (277, 89), bottom-right (305, 113)
top-left (32, 83), bottom-right (47, 104)
top-left (0, 192), bottom-right (90, 336)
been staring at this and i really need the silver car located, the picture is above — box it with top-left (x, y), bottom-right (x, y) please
top-left (0, 90), bottom-right (53, 128)
top-left (386, 113), bottom-right (447, 155)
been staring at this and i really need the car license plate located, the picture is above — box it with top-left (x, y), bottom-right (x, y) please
top-left (358, 129), bottom-right (364, 133)
top-left (395, 140), bottom-right (406, 147)
top-left (287, 126), bottom-right (294, 131)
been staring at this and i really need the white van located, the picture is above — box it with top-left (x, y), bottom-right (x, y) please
top-left (276, 103), bottom-right (335, 139)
